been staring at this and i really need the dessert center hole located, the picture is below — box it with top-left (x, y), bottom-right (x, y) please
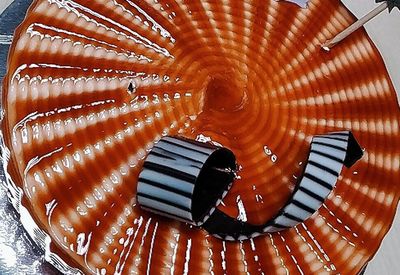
top-left (204, 75), bottom-right (247, 112)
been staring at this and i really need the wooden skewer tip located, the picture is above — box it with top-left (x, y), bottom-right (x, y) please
top-left (320, 2), bottom-right (388, 51)
top-left (321, 44), bottom-right (331, 52)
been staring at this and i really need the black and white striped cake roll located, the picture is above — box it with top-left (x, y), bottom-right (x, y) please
top-left (137, 131), bottom-right (363, 241)
top-left (137, 136), bottom-right (237, 226)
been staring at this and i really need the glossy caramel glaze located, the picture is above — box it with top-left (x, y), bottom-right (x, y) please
top-left (1, 0), bottom-right (400, 274)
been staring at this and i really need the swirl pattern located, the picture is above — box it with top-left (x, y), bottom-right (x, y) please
top-left (1, 0), bottom-right (400, 274)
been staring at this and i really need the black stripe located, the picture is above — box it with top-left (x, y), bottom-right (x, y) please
top-left (291, 199), bottom-right (316, 214)
top-left (310, 149), bottom-right (343, 163)
top-left (313, 141), bottom-right (346, 152)
top-left (308, 160), bottom-right (339, 177)
top-left (152, 146), bottom-right (203, 165)
top-left (283, 213), bottom-right (303, 223)
top-left (149, 150), bottom-right (176, 161)
top-left (160, 138), bottom-right (210, 156)
top-left (176, 136), bottom-right (217, 150)
top-left (298, 186), bottom-right (325, 202)
top-left (271, 222), bottom-right (289, 229)
top-left (143, 161), bottom-right (197, 183)
top-left (138, 177), bottom-right (193, 198)
top-left (304, 173), bottom-right (333, 191)
top-left (137, 192), bottom-right (191, 212)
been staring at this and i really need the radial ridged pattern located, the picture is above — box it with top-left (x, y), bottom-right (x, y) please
top-left (2, 0), bottom-right (400, 274)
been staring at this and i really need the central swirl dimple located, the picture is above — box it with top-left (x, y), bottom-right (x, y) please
top-left (203, 73), bottom-right (248, 113)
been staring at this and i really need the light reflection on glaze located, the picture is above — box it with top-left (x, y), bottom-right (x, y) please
top-left (115, 216), bottom-right (144, 275)
top-left (169, 231), bottom-right (180, 275)
top-left (145, 221), bottom-right (158, 275)
top-left (26, 23), bottom-right (148, 61)
top-left (269, 234), bottom-right (289, 274)
top-left (23, 146), bottom-right (65, 198)
top-left (49, 0), bottom-right (172, 57)
top-left (293, 226), bottom-right (332, 272)
top-left (221, 241), bottom-right (227, 274)
top-left (279, 233), bottom-right (305, 275)
top-left (301, 223), bottom-right (337, 272)
top-left (239, 241), bottom-right (250, 275)
top-left (183, 238), bottom-right (192, 275)
top-left (236, 195), bottom-right (248, 222)
top-left (205, 238), bottom-right (215, 275)
top-left (125, 0), bottom-right (175, 42)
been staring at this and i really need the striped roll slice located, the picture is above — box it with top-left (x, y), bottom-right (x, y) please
top-left (137, 136), bottom-right (237, 226)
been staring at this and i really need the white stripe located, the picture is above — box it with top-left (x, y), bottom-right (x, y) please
top-left (138, 183), bottom-right (192, 209)
top-left (274, 215), bottom-right (297, 228)
top-left (323, 133), bottom-right (350, 141)
top-left (138, 197), bottom-right (192, 221)
top-left (304, 164), bottom-right (338, 187)
top-left (311, 143), bottom-right (346, 160)
top-left (313, 136), bottom-right (348, 149)
top-left (146, 155), bottom-right (201, 177)
top-left (301, 177), bottom-right (331, 199)
top-left (309, 151), bottom-right (343, 173)
top-left (293, 190), bottom-right (323, 210)
top-left (163, 136), bottom-right (214, 155)
top-left (284, 204), bottom-right (311, 221)
top-left (139, 169), bottom-right (194, 195)
top-left (157, 141), bottom-right (209, 163)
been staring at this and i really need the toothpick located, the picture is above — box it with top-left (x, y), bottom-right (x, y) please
top-left (321, 2), bottom-right (388, 51)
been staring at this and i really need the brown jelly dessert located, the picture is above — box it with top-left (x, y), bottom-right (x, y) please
top-left (1, 0), bottom-right (400, 274)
